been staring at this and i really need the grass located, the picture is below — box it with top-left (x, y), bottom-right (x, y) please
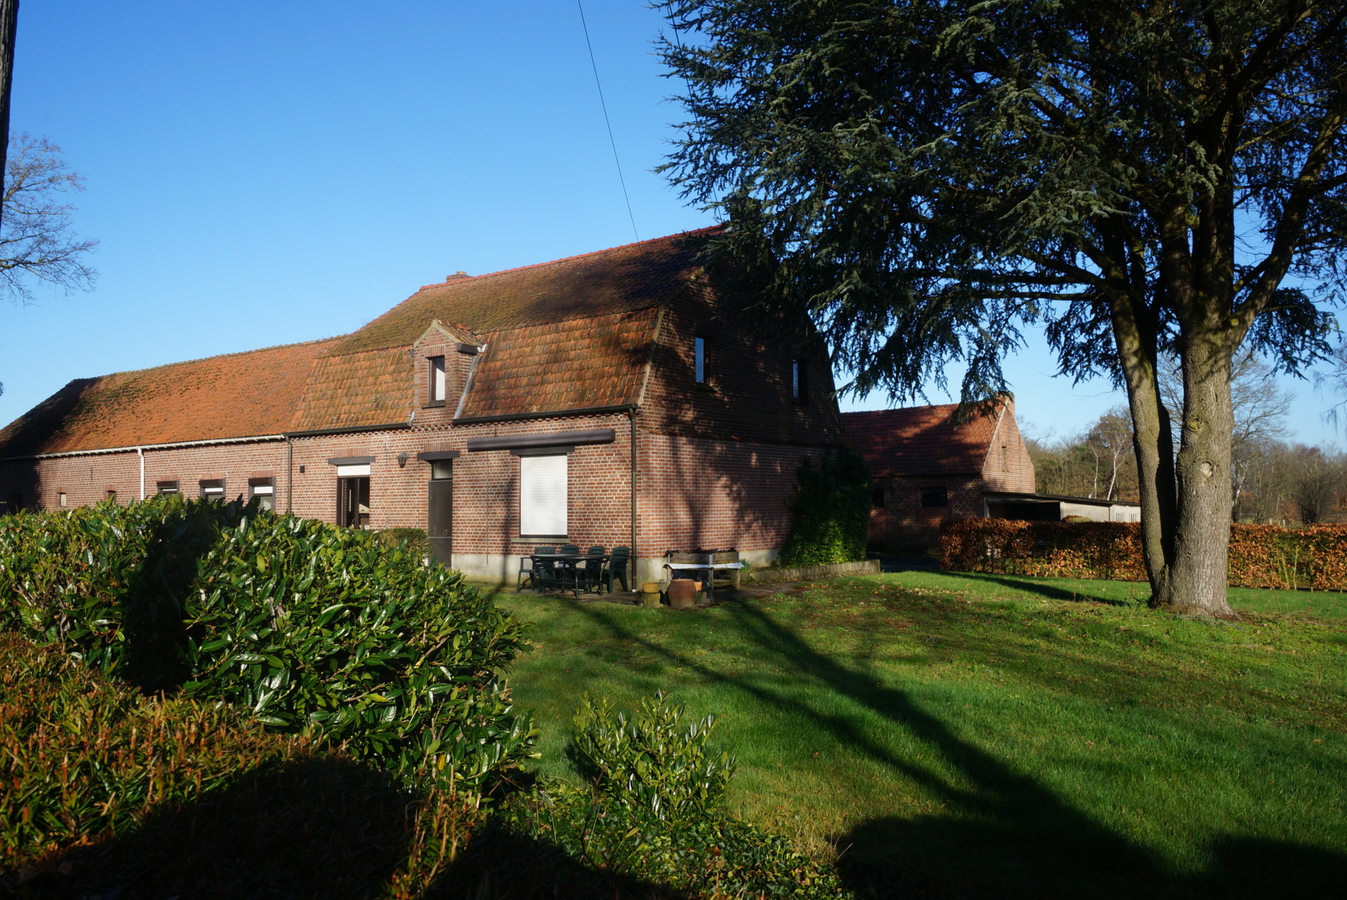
top-left (493, 572), bottom-right (1347, 898)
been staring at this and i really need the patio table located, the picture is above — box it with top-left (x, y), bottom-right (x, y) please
top-left (530, 552), bottom-right (609, 597)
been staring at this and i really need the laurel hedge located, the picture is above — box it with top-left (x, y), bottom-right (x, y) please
top-left (0, 495), bottom-right (534, 791)
top-left (940, 518), bottom-right (1347, 591)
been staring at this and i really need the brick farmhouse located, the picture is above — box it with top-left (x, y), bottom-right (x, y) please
top-left (0, 229), bottom-right (845, 585)
top-left (842, 399), bottom-right (1037, 553)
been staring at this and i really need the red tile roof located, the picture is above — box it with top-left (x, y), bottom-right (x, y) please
top-left (0, 230), bottom-right (718, 454)
top-left (841, 402), bottom-right (1004, 478)
top-left (0, 339), bottom-right (339, 455)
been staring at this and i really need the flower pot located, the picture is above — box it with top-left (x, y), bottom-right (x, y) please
top-left (667, 578), bottom-right (697, 609)
top-left (641, 589), bottom-right (662, 607)
top-left (642, 582), bottom-right (660, 594)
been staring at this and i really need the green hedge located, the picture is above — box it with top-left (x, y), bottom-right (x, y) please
top-left (778, 449), bottom-right (871, 567)
top-left (0, 496), bottom-right (534, 790)
top-left (940, 519), bottom-right (1347, 591)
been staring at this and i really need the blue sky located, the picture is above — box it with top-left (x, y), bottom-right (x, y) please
top-left (1, 0), bottom-right (1339, 447)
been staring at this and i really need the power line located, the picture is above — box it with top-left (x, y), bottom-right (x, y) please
top-left (576, 0), bottom-right (639, 243)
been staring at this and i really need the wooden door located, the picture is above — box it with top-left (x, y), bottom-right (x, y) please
top-left (428, 470), bottom-right (452, 566)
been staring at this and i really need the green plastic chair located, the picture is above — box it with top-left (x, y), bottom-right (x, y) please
top-left (519, 546), bottom-right (555, 592)
top-left (604, 546), bottom-right (630, 593)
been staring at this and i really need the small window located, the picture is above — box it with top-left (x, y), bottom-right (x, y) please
top-left (200, 479), bottom-right (225, 501)
top-left (106, 490), bottom-right (117, 503)
top-left (430, 459), bottom-right (453, 480)
top-left (920, 487), bottom-right (947, 508)
top-left (694, 336), bottom-right (709, 385)
top-left (872, 487), bottom-right (885, 509)
top-left (249, 477), bottom-right (275, 512)
top-left (58, 492), bottom-right (68, 508)
top-left (156, 480), bottom-right (179, 496)
top-left (428, 356), bottom-right (446, 404)
top-left (792, 359), bottom-right (808, 402)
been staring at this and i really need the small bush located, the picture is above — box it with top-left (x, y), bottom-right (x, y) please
top-left (571, 692), bottom-right (735, 824)
top-left (778, 449), bottom-right (871, 567)
top-left (378, 526), bottom-right (429, 559)
top-left (485, 780), bottom-right (853, 899)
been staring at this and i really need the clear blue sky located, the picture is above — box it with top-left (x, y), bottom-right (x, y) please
top-left (1, 0), bottom-right (1339, 447)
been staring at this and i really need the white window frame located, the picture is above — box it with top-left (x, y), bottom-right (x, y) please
top-left (519, 453), bottom-right (567, 537)
top-left (429, 355), bottom-right (446, 403)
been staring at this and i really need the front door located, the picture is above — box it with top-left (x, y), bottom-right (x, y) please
top-left (427, 462), bottom-right (452, 565)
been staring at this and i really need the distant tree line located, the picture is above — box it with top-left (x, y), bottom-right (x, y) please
top-left (1027, 353), bottom-right (1347, 524)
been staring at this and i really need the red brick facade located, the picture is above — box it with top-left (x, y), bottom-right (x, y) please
top-left (1, 231), bottom-right (844, 584)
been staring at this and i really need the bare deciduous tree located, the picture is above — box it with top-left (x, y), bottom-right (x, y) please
top-left (0, 0), bottom-right (18, 230)
top-left (1, 133), bottom-right (97, 305)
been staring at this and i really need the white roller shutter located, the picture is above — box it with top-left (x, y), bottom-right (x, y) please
top-left (520, 454), bottom-right (567, 536)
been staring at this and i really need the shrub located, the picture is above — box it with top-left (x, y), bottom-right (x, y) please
top-left (0, 496), bottom-right (535, 791)
top-left (0, 633), bottom-right (482, 898)
top-left (570, 692), bottom-right (735, 824)
top-left (778, 449), bottom-right (871, 567)
top-left (484, 780), bottom-right (853, 899)
top-left (378, 526), bottom-right (429, 560)
top-left (939, 518), bottom-right (1347, 591)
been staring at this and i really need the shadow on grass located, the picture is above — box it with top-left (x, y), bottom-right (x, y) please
top-left (10, 756), bottom-right (684, 900)
top-left (563, 597), bottom-right (1347, 899)
top-left (920, 569), bottom-right (1148, 606)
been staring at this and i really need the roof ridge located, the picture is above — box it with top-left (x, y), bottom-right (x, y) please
top-left (416, 225), bottom-right (723, 291)
top-left (91, 336), bottom-right (343, 380)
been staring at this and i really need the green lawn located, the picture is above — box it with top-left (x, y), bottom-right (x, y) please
top-left (493, 573), bottom-right (1347, 898)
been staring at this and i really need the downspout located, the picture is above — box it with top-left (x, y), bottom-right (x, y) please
top-left (286, 435), bottom-right (294, 513)
top-left (138, 447), bottom-right (145, 501)
top-left (629, 407), bottom-right (638, 584)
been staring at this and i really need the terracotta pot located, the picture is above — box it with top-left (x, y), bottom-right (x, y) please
top-left (667, 578), bottom-right (697, 609)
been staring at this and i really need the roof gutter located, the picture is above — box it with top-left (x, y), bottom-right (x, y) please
top-left (3, 433), bottom-right (289, 462)
top-left (452, 404), bottom-right (638, 426)
top-left (284, 422), bottom-right (411, 438)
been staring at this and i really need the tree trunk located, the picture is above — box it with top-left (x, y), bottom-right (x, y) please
top-left (0, 0), bottom-right (16, 230)
top-left (1164, 333), bottom-right (1237, 616)
top-left (1110, 296), bottom-right (1176, 605)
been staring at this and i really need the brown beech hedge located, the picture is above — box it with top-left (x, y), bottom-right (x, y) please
top-left (940, 519), bottom-right (1347, 591)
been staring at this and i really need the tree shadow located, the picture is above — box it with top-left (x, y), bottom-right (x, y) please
top-left (924, 569), bottom-right (1148, 606)
top-left (8, 754), bottom-right (688, 900)
top-left (563, 596), bottom-right (1345, 898)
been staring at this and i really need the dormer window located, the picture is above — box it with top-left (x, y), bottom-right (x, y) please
top-left (428, 356), bottom-right (446, 405)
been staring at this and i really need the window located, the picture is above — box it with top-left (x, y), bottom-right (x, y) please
top-left (249, 477), bottom-right (275, 512)
top-left (428, 355), bottom-right (446, 404)
top-left (156, 480), bottom-right (179, 496)
top-left (694, 336), bottom-right (709, 384)
top-left (920, 486), bottom-right (947, 508)
top-left (200, 479), bottom-right (225, 501)
top-left (872, 487), bottom-right (885, 509)
top-left (58, 492), bottom-right (67, 508)
top-left (792, 358), bottom-right (808, 402)
top-left (520, 453), bottom-right (567, 536)
top-left (337, 474), bottom-right (370, 527)
top-left (106, 490), bottom-right (117, 503)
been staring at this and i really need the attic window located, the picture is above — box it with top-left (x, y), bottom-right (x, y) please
top-left (792, 358), bottom-right (808, 402)
top-left (428, 356), bottom-right (446, 405)
top-left (200, 479), bottom-right (225, 502)
top-left (694, 336), bottom-right (709, 385)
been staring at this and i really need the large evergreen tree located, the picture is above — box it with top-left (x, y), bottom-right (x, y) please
top-left (660, 0), bottom-right (1347, 615)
